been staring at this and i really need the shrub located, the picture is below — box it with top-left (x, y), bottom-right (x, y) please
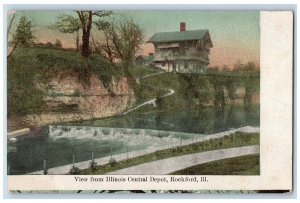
top-left (108, 157), bottom-right (117, 166)
top-left (89, 160), bottom-right (98, 172)
top-left (69, 165), bottom-right (81, 175)
top-left (43, 168), bottom-right (48, 175)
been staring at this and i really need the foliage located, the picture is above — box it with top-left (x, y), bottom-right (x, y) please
top-left (7, 53), bottom-right (44, 116)
top-left (89, 160), bottom-right (98, 172)
top-left (129, 62), bottom-right (260, 112)
top-left (43, 168), bottom-right (48, 175)
top-left (108, 157), bottom-right (117, 166)
top-left (69, 165), bottom-right (81, 175)
top-left (51, 14), bottom-right (81, 34)
top-left (12, 16), bottom-right (35, 47)
top-left (50, 14), bottom-right (81, 51)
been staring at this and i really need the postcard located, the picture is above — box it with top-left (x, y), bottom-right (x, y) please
top-left (6, 10), bottom-right (293, 193)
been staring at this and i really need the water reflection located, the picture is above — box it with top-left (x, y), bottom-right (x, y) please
top-left (74, 103), bottom-right (259, 134)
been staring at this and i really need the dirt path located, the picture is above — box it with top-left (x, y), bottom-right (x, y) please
top-left (122, 71), bottom-right (175, 115)
top-left (108, 145), bottom-right (259, 175)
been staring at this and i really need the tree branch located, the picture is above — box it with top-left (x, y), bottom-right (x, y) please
top-left (7, 13), bottom-right (15, 40)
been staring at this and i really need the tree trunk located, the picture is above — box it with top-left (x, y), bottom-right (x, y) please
top-left (76, 30), bottom-right (79, 52)
top-left (77, 11), bottom-right (93, 58)
top-left (81, 31), bottom-right (90, 58)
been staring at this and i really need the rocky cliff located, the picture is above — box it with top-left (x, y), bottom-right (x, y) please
top-left (8, 71), bottom-right (135, 131)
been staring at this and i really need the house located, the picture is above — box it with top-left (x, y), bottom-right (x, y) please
top-left (147, 22), bottom-right (213, 73)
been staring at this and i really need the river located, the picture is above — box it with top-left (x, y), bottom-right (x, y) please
top-left (7, 103), bottom-right (259, 175)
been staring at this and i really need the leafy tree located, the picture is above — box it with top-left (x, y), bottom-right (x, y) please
top-left (8, 16), bottom-right (35, 57)
top-left (51, 15), bottom-right (81, 51)
top-left (13, 16), bottom-right (35, 47)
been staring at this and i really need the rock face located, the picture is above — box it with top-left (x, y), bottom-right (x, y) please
top-left (23, 72), bottom-right (135, 128)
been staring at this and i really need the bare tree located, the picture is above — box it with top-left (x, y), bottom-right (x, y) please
top-left (97, 18), bottom-right (144, 72)
top-left (91, 30), bottom-right (116, 63)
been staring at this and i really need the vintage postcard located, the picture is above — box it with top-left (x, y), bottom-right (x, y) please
top-left (6, 10), bottom-right (293, 192)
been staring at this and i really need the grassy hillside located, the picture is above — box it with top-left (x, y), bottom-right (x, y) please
top-left (170, 154), bottom-right (259, 175)
top-left (127, 71), bottom-right (260, 114)
top-left (7, 48), bottom-right (125, 117)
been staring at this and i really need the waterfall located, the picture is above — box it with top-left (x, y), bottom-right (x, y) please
top-left (48, 125), bottom-right (203, 148)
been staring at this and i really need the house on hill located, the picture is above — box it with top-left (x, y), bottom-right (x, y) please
top-left (147, 22), bottom-right (213, 73)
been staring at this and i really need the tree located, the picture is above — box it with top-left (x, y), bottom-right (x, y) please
top-left (76, 11), bottom-right (112, 58)
top-left (51, 14), bottom-right (81, 51)
top-left (13, 16), bottom-right (35, 47)
top-left (8, 16), bottom-right (35, 57)
top-left (99, 18), bottom-right (144, 73)
top-left (91, 30), bottom-right (115, 63)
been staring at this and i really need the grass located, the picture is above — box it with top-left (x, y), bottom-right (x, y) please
top-left (170, 154), bottom-right (259, 175)
top-left (79, 132), bottom-right (259, 175)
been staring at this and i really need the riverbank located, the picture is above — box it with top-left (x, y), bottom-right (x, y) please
top-left (29, 126), bottom-right (259, 175)
top-left (107, 145), bottom-right (259, 175)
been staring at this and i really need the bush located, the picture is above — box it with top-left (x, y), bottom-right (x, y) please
top-left (69, 165), bottom-right (81, 175)
top-left (89, 160), bottom-right (98, 172)
top-left (43, 168), bottom-right (48, 175)
top-left (108, 157), bottom-right (117, 166)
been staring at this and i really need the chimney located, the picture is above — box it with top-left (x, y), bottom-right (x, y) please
top-left (180, 22), bottom-right (186, 32)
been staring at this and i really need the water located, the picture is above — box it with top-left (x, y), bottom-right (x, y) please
top-left (7, 104), bottom-right (259, 175)
top-left (70, 104), bottom-right (260, 134)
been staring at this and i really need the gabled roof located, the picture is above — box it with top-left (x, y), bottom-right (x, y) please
top-left (147, 29), bottom-right (209, 43)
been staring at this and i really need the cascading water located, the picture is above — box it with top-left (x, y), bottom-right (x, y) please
top-left (48, 125), bottom-right (201, 148)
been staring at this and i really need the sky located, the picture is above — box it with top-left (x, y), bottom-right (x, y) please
top-left (8, 11), bottom-right (260, 68)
